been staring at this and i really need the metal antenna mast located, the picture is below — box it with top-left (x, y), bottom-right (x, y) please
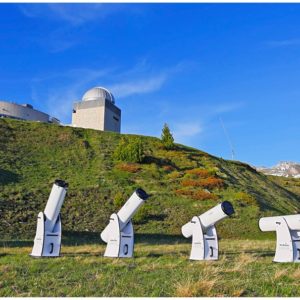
top-left (219, 117), bottom-right (235, 160)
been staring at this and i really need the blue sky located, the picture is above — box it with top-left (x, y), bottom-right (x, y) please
top-left (0, 3), bottom-right (299, 167)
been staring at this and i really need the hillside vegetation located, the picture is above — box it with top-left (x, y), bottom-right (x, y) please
top-left (0, 118), bottom-right (300, 240)
top-left (268, 175), bottom-right (300, 197)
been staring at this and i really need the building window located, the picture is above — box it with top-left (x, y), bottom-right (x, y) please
top-left (113, 116), bottom-right (119, 121)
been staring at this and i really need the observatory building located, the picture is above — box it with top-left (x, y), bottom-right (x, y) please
top-left (0, 100), bottom-right (59, 124)
top-left (72, 87), bottom-right (121, 133)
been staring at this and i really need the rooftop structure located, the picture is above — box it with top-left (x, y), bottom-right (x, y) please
top-left (0, 100), bottom-right (59, 124)
top-left (72, 87), bottom-right (121, 133)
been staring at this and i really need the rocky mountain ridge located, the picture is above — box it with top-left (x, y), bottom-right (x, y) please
top-left (257, 161), bottom-right (300, 178)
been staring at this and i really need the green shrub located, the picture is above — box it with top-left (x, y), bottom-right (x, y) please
top-left (167, 170), bottom-right (181, 180)
top-left (161, 123), bottom-right (174, 150)
top-left (113, 137), bottom-right (144, 163)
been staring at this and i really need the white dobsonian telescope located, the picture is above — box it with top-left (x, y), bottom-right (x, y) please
top-left (31, 180), bottom-right (68, 258)
top-left (182, 201), bottom-right (235, 260)
top-left (259, 214), bottom-right (300, 263)
top-left (101, 188), bottom-right (150, 258)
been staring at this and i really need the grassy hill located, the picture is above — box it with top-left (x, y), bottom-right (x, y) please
top-left (2, 118), bottom-right (300, 297)
top-left (1, 118), bottom-right (300, 241)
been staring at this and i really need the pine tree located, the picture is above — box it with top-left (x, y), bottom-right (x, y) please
top-left (161, 123), bottom-right (174, 150)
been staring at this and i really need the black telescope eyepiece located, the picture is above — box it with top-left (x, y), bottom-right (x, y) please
top-left (135, 188), bottom-right (149, 200)
top-left (221, 201), bottom-right (235, 216)
top-left (54, 179), bottom-right (69, 188)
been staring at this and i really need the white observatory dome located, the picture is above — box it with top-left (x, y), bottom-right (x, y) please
top-left (82, 87), bottom-right (115, 104)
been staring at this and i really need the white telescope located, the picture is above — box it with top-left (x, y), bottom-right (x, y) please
top-left (100, 188), bottom-right (149, 258)
top-left (182, 201), bottom-right (234, 260)
top-left (31, 180), bottom-right (68, 257)
top-left (259, 214), bottom-right (300, 263)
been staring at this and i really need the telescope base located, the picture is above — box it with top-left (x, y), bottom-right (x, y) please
top-left (103, 213), bottom-right (134, 258)
top-left (189, 216), bottom-right (219, 261)
top-left (273, 217), bottom-right (300, 263)
top-left (31, 212), bottom-right (62, 258)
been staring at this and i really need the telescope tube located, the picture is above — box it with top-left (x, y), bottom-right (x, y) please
top-left (200, 201), bottom-right (234, 230)
top-left (117, 188), bottom-right (149, 227)
top-left (101, 188), bottom-right (149, 242)
top-left (182, 201), bottom-right (234, 237)
top-left (259, 215), bottom-right (300, 232)
top-left (44, 180), bottom-right (68, 231)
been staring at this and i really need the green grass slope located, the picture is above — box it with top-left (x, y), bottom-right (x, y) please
top-left (268, 175), bottom-right (300, 197)
top-left (0, 118), bottom-right (299, 240)
top-left (2, 240), bottom-right (300, 297)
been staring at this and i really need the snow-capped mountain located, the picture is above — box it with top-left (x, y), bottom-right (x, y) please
top-left (257, 161), bottom-right (300, 178)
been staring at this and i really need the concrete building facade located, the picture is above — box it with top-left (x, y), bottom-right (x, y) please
top-left (0, 101), bottom-right (59, 123)
top-left (72, 87), bottom-right (121, 133)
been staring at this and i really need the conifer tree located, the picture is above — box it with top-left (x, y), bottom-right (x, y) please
top-left (161, 123), bottom-right (174, 150)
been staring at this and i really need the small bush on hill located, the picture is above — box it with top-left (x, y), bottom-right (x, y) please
top-left (235, 191), bottom-right (256, 206)
top-left (181, 179), bottom-right (198, 187)
top-left (186, 168), bottom-right (211, 178)
top-left (162, 165), bottom-right (174, 173)
top-left (116, 163), bottom-right (141, 173)
top-left (113, 137), bottom-right (144, 163)
top-left (175, 189), bottom-right (194, 196)
top-left (167, 171), bottom-right (181, 180)
top-left (175, 188), bottom-right (217, 200)
top-left (199, 177), bottom-right (224, 189)
top-left (192, 189), bottom-right (218, 200)
top-left (181, 177), bottom-right (224, 189)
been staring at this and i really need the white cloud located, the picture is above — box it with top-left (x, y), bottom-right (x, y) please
top-left (109, 61), bottom-right (191, 98)
top-left (47, 4), bottom-right (104, 26)
top-left (28, 58), bottom-right (241, 146)
top-left (30, 68), bottom-right (113, 123)
top-left (19, 4), bottom-right (122, 26)
top-left (146, 99), bottom-right (245, 149)
top-left (172, 122), bottom-right (203, 144)
top-left (211, 102), bottom-right (244, 114)
top-left (29, 61), bottom-right (186, 123)
top-left (156, 101), bottom-right (245, 126)
top-left (45, 29), bottom-right (81, 53)
top-left (265, 39), bottom-right (300, 48)
top-left (18, 4), bottom-right (129, 52)
top-left (109, 74), bottom-right (167, 98)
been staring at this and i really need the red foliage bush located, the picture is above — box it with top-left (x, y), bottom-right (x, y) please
top-left (175, 189), bottom-right (194, 196)
top-left (181, 177), bottom-right (223, 189)
top-left (186, 168), bottom-right (210, 178)
top-left (181, 179), bottom-right (199, 187)
top-left (199, 177), bottom-right (223, 189)
top-left (175, 188), bottom-right (217, 200)
top-left (116, 163), bottom-right (141, 173)
top-left (191, 190), bottom-right (218, 200)
top-left (163, 165), bottom-right (174, 172)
